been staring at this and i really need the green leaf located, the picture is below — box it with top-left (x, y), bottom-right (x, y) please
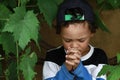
top-left (98, 64), bottom-right (120, 80)
top-left (3, 7), bottom-right (26, 33)
top-left (20, 0), bottom-right (30, 6)
top-left (1, 0), bottom-right (17, 8)
top-left (8, 61), bottom-right (17, 80)
top-left (3, 7), bottom-right (39, 50)
top-left (0, 32), bottom-right (16, 55)
top-left (14, 11), bottom-right (39, 50)
top-left (96, 0), bottom-right (104, 5)
top-left (94, 11), bottom-right (110, 33)
top-left (117, 53), bottom-right (120, 64)
top-left (53, 0), bottom-right (64, 5)
top-left (98, 65), bottom-right (114, 76)
top-left (107, 65), bottom-right (120, 80)
top-left (19, 51), bottom-right (37, 80)
top-left (0, 4), bottom-right (11, 32)
top-left (0, 21), bottom-right (6, 32)
top-left (102, 3), bottom-right (114, 10)
top-left (0, 3), bottom-right (11, 19)
top-left (96, 0), bottom-right (120, 10)
top-left (107, 0), bottom-right (120, 9)
top-left (37, 0), bottom-right (57, 27)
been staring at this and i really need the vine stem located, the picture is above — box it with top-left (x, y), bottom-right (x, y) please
top-left (16, 1), bottom-right (20, 80)
top-left (98, 1), bottom-right (106, 13)
top-left (16, 42), bottom-right (20, 80)
top-left (18, 0), bottom-right (21, 7)
top-left (0, 18), bottom-right (9, 21)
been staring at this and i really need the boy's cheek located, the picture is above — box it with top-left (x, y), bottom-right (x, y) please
top-left (63, 44), bottom-right (69, 50)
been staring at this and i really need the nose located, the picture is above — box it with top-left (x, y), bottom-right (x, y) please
top-left (70, 41), bottom-right (79, 49)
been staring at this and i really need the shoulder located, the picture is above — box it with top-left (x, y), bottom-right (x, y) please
top-left (89, 45), bottom-right (107, 58)
top-left (94, 48), bottom-right (106, 55)
top-left (93, 47), bottom-right (108, 64)
top-left (82, 45), bottom-right (108, 65)
top-left (45, 46), bottom-right (66, 66)
top-left (46, 46), bottom-right (65, 57)
top-left (47, 46), bottom-right (63, 53)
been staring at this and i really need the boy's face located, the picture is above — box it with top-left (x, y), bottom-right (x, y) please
top-left (60, 22), bottom-right (94, 56)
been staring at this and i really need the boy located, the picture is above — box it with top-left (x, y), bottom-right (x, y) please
top-left (43, 0), bottom-right (108, 80)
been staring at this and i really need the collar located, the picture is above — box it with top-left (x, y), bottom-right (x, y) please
top-left (81, 45), bottom-right (94, 61)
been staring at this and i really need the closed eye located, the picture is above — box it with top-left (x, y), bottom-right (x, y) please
top-left (78, 39), bottom-right (85, 42)
top-left (64, 39), bottom-right (72, 42)
top-left (63, 38), bottom-right (72, 42)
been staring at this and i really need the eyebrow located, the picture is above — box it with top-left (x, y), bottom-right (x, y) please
top-left (62, 37), bottom-right (86, 40)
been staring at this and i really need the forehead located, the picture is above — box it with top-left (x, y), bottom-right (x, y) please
top-left (61, 22), bottom-right (90, 33)
top-left (60, 22), bottom-right (91, 39)
top-left (61, 21), bottom-right (90, 30)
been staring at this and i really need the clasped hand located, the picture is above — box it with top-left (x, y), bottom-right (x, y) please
top-left (65, 48), bottom-right (81, 71)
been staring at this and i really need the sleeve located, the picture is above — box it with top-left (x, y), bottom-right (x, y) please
top-left (71, 62), bottom-right (106, 80)
top-left (43, 61), bottom-right (106, 80)
top-left (43, 61), bottom-right (74, 80)
top-left (71, 62), bottom-right (93, 80)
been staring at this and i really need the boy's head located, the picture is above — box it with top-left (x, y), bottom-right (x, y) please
top-left (56, 0), bottom-right (97, 34)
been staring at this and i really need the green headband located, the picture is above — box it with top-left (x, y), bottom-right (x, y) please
top-left (65, 14), bottom-right (84, 21)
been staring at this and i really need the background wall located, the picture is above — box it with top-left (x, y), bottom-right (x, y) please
top-left (92, 9), bottom-right (120, 58)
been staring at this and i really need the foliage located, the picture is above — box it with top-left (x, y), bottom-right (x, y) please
top-left (94, 11), bottom-right (110, 32)
top-left (98, 53), bottom-right (120, 80)
top-left (2, 7), bottom-right (39, 50)
top-left (96, 0), bottom-right (120, 10)
top-left (96, 1), bottom-right (120, 79)
top-left (0, 0), bottom-right (63, 80)
top-left (95, 0), bottom-right (120, 33)
top-left (0, 0), bottom-right (120, 80)
top-left (19, 49), bottom-right (37, 80)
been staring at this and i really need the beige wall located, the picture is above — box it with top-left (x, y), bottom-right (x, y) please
top-left (91, 9), bottom-right (120, 58)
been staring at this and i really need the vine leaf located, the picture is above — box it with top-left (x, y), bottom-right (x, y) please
top-left (94, 11), bottom-right (110, 33)
top-left (1, 0), bottom-right (17, 8)
top-left (0, 4), bottom-right (11, 32)
top-left (117, 53), bottom-right (120, 64)
top-left (107, 0), bottom-right (120, 9)
top-left (98, 65), bottom-right (114, 76)
top-left (53, 0), bottom-right (64, 5)
top-left (8, 61), bottom-right (17, 80)
top-left (37, 0), bottom-right (57, 27)
top-left (107, 65), bottom-right (120, 80)
top-left (96, 0), bottom-right (104, 5)
top-left (0, 33), bottom-right (16, 55)
top-left (20, 0), bottom-right (30, 6)
top-left (3, 7), bottom-right (39, 50)
top-left (98, 55), bottom-right (120, 80)
top-left (19, 51), bottom-right (37, 80)
top-left (0, 3), bottom-right (11, 19)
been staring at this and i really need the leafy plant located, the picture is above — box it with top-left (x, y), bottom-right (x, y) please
top-left (95, 0), bottom-right (120, 33)
top-left (96, 1), bottom-right (120, 79)
top-left (0, 0), bottom-right (120, 80)
top-left (0, 0), bottom-right (63, 80)
top-left (98, 53), bottom-right (120, 80)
